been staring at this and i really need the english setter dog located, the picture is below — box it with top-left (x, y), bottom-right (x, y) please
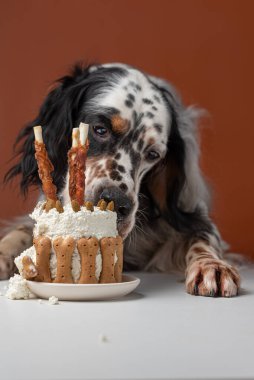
top-left (1, 63), bottom-right (240, 296)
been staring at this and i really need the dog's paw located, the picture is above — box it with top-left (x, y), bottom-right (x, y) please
top-left (186, 258), bottom-right (240, 297)
top-left (0, 253), bottom-right (15, 280)
top-left (0, 239), bottom-right (18, 280)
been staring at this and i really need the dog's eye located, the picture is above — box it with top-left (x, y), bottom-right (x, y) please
top-left (146, 150), bottom-right (160, 161)
top-left (93, 125), bottom-right (108, 137)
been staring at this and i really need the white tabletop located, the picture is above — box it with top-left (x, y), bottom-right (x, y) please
top-left (0, 267), bottom-right (254, 380)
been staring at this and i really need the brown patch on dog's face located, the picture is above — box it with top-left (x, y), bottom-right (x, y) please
top-left (111, 115), bottom-right (130, 134)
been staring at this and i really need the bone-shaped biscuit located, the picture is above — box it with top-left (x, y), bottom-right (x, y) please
top-left (44, 199), bottom-right (56, 212)
top-left (85, 201), bottom-right (94, 211)
top-left (99, 200), bottom-right (107, 211)
top-left (33, 236), bottom-right (52, 282)
top-left (77, 237), bottom-right (98, 284)
top-left (53, 237), bottom-right (75, 283)
top-left (55, 200), bottom-right (64, 213)
top-left (114, 236), bottom-right (123, 283)
top-left (22, 256), bottom-right (38, 280)
top-left (106, 201), bottom-right (114, 211)
top-left (71, 200), bottom-right (80, 212)
top-left (99, 237), bottom-right (116, 283)
top-left (97, 199), bottom-right (104, 207)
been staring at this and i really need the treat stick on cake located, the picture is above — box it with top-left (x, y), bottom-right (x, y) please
top-left (68, 127), bottom-right (79, 205)
top-left (16, 123), bottom-right (123, 285)
top-left (68, 123), bottom-right (90, 210)
top-left (34, 126), bottom-right (58, 211)
top-left (75, 123), bottom-right (89, 206)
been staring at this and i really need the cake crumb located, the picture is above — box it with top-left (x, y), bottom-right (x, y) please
top-left (5, 274), bottom-right (31, 300)
top-left (48, 296), bottom-right (59, 305)
top-left (38, 299), bottom-right (43, 304)
top-left (98, 333), bottom-right (109, 343)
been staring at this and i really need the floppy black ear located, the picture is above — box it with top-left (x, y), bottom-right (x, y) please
top-left (144, 84), bottom-right (212, 237)
top-left (5, 64), bottom-right (92, 195)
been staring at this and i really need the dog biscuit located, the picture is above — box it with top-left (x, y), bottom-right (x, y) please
top-left (85, 201), bottom-right (94, 211)
top-left (77, 237), bottom-right (98, 283)
top-left (114, 236), bottom-right (123, 282)
top-left (55, 200), bottom-right (64, 213)
top-left (99, 200), bottom-right (107, 211)
top-left (33, 236), bottom-right (52, 282)
top-left (53, 236), bottom-right (75, 283)
top-left (99, 237), bottom-right (116, 283)
top-left (71, 200), bottom-right (80, 212)
top-left (22, 256), bottom-right (38, 280)
top-left (44, 199), bottom-right (56, 212)
top-left (106, 201), bottom-right (114, 211)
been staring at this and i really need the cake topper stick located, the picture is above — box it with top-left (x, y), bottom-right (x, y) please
top-left (68, 124), bottom-right (89, 207)
top-left (79, 122), bottom-right (89, 146)
top-left (75, 123), bottom-right (89, 206)
top-left (33, 126), bottom-right (57, 202)
top-left (68, 128), bottom-right (79, 203)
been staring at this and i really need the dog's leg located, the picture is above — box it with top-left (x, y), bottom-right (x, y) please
top-left (185, 240), bottom-right (240, 297)
top-left (0, 218), bottom-right (33, 280)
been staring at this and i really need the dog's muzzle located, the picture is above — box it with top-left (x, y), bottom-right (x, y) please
top-left (100, 186), bottom-right (133, 220)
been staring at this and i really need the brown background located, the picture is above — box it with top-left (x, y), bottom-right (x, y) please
top-left (0, 0), bottom-right (253, 258)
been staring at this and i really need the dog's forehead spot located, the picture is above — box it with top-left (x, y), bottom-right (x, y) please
top-left (146, 112), bottom-right (154, 119)
top-left (111, 114), bottom-right (130, 134)
top-left (125, 100), bottom-right (133, 108)
top-left (127, 93), bottom-right (135, 102)
top-left (99, 69), bottom-right (170, 131)
top-left (142, 98), bottom-right (153, 105)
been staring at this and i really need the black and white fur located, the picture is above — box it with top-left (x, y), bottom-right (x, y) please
top-left (2, 63), bottom-right (240, 296)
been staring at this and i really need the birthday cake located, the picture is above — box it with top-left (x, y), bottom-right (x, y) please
top-left (15, 123), bottom-right (123, 285)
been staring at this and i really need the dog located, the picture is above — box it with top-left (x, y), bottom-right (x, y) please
top-left (1, 62), bottom-right (240, 296)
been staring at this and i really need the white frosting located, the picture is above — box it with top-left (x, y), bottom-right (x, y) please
top-left (15, 201), bottom-right (119, 284)
top-left (6, 275), bottom-right (32, 300)
top-left (31, 202), bottom-right (118, 240)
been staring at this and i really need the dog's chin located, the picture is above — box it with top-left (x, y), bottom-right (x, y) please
top-left (117, 219), bottom-right (134, 240)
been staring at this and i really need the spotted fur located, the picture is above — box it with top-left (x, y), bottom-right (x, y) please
top-left (2, 63), bottom-right (240, 296)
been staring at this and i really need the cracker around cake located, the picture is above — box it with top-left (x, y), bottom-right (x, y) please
top-left (15, 201), bottom-right (123, 284)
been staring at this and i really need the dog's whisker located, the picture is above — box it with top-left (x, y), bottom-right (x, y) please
top-left (136, 209), bottom-right (148, 221)
top-left (133, 219), bottom-right (149, 237)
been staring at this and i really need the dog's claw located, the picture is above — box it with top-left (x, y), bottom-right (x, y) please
top-left (194, 283), bottom-right (199, 296)
top-left (186, 258), bottom-right (240, 298)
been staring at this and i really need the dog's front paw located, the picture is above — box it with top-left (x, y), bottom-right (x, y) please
top-left (186, 258), bottom-right (240, 297)
top-left (0, 253), bottom-right (15, 280)
top-left (0, 238), bottom-right (19, 280)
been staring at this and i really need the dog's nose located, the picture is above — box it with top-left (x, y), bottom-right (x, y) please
top-left (100, 187), bottom-right (133, 218)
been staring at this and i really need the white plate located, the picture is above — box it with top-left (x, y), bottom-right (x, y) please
top-left (27, 274), bottom-right (140, 301)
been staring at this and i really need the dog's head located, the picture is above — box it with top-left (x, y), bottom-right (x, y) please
top-left (6, 63), bottom-right (210, 239)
